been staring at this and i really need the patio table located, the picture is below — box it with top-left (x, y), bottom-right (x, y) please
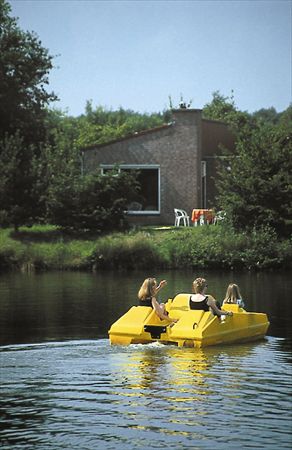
top-left (191, 209), bottom-right (215, 225)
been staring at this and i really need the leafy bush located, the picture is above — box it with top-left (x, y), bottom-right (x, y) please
top-left (0, 225), bottom-right (291, 272)
top-left (216, 115), bottom-right (292, 232)
top-left (88, 225), bottom-right (292, 271)
top-left (89, 232), bottom-right (165, 270)
top-left (47, 169), bottom-right (139, 233)
top-left (0, 229), bottom-right (26, 270)
top-left (145, 225), bottom-right (291, 271)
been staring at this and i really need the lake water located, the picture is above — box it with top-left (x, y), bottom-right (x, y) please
top-left (0, 270), bottom-right (292, 449)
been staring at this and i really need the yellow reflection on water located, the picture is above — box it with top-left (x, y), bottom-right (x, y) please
top-left (109, 341), bottom-right (260, 440)
top-left (113, 344), bottom-right (212, 398)
top-left (112, 342), bottom-right (256, 404)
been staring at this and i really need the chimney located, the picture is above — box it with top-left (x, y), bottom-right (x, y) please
top-left (171, 108), bottom-right (202, 127)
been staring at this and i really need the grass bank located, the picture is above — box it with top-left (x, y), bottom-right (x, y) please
top-left (0, 224), bottom-right (291, 272)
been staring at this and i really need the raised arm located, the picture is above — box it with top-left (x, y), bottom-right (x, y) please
top-left (154, 279), bottom-right (167, 294)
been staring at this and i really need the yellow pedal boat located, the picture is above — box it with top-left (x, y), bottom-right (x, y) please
top-left (108, 293), bottom-right (270, 347)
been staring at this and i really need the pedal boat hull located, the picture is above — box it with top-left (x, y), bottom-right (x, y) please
top-left (108, 293), bottom-right (270, 348)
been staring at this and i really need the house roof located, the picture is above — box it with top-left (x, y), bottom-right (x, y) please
top-left (82, 123), bottom-right (173, 151)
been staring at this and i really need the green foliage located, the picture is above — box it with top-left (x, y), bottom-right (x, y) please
top-left (89, 232), bottom-right (165, 270)
top-left (278, 105), bottom-right (292, 127)
top-left (0, 225), bottom-right (291, 272)
top-left (44, 109), bottom-right (80, 158)
top-left (252, 107), bottom-right (279, 125)
top-left (203, 92), bottom-right (292, 232)
top-left (0, 228), bottom-right (26, 270)
top-left (203, 90), bottom-right (238, 121)
top-left (216, 118), bottom-right (292, 231)
top-left (0, 1), bottom-right (57, 229)
top-left (0, 226), bottom-right (94, 271)
top-left (252, 105), bottom-right (292, 126)
top-left (203, 90), bottom-right (257, 139)
top-left (0, 0), bottom-right (57, 144)
top-left (42, 109), bottom-right (82, 202)
top-left (75, 102), bottom-right (168, 148)
top-left (47, 169), bottom-right (140, 232)
top-left (148, 225), bottom-right (291, 270)
top-left (0, 133), bottom-right (44, 230)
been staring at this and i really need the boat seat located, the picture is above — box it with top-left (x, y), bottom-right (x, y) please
top-left (170, 310), bottom-right (208, 340)
top-left (168, 293), bottom-right (191, 312)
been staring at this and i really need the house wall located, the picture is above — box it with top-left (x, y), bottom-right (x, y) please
top-left (83, 109), bottom-right (203, 225)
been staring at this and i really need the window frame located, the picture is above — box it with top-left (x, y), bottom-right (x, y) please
top-left (100, 164), bottom-right (161, 215)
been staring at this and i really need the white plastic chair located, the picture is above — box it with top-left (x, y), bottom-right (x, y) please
top-left (174, 209), bottom-right (190, 227)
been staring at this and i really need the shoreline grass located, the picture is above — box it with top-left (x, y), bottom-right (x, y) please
top-left (0, 224), bottom-right (291, 272)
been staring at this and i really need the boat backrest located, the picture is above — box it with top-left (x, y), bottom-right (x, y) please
top-left (223, 303), bottom-right (244, 313)
top-left (170, 310), bottom-right (207, 339)
top-left (168, 293), bottom-right (191, 313)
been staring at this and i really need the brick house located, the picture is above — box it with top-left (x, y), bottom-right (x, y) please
top-left (82, 108), bottom-right (235, 226)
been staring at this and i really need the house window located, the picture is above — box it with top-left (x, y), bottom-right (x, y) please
top-left (101, 165), bottom-right (160, 214)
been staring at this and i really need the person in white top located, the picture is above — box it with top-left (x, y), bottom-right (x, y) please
top-left (222, 283), bottom-right (245, 308)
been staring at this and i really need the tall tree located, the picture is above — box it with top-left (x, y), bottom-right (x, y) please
top-left (203, 90), bottom-right (257, 138)
top-left (75, 102), bottom-right (168, 148)
top-left (0, 132), bottom-right (41, 230)
top-left (252, 107), bottom-right (279, 125)
top-left (203, 92), bottom-right (291, 232)
top-left (0, 0), bottom-right (57, 144)
top-left (215, 109), bottom-right (292, 231)
top-left (0, 0), bottom-right (57, 229)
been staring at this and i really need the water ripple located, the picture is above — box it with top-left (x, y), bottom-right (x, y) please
top-left (1, 338), bottom-right (292, 449)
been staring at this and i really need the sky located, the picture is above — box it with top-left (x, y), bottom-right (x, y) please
top-left (9, 0), bottom-right (292, 116)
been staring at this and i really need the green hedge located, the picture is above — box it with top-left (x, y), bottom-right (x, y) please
top-left (0, 225), bottom-right (291, 272)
